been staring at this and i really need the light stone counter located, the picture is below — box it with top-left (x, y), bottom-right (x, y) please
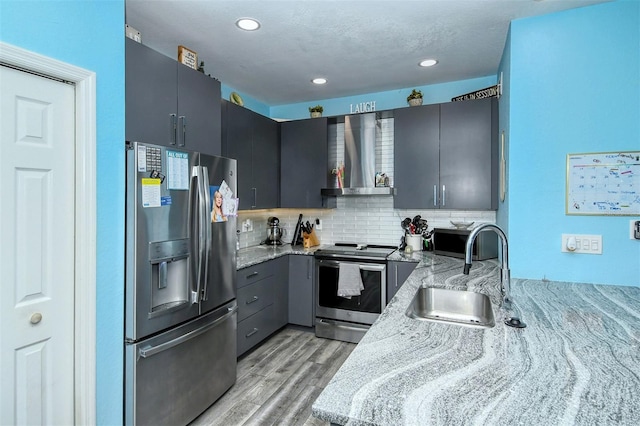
top-left (312, 252), bottom-right (640, 425)
top-left (236, 244), bottom-right (319, 270)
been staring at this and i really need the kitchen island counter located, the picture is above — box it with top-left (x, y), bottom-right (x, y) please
top-left (312, 253), bottom-right (640, 425)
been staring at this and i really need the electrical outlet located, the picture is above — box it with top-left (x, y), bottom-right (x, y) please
top-left (315, 218), bottom-right (322, 230)
top-left (241, 219), bottom-right (253, 232)
top-left (561, 234), bottom-right (602, 254)
top-left (631, 220), bottom-right (640, 240)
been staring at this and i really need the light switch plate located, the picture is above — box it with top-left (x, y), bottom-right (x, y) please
top-left (561, 234), bottom-right (602, 254)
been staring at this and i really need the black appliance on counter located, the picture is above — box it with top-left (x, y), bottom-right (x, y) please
top-left (314, 243), bottom-right (396, 343)
top-left (433, 227), bottom-right (498, 260)
top-left (262, 216), bottom-right (284, 245)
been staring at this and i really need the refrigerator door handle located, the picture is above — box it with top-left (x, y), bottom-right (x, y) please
top-left (200, 166), bottom-right (212, 301)
top-left (193, 165), bottom-right (208, 303)
top-left (190, 166), bottom-right (202, 304)
top-left (138, 305), bottom-right (238, 358)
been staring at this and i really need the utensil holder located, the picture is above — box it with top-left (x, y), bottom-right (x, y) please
top-left (405, 234), bottom-right (422, 251)
top-left (303, 229), bottom-right (320, 248)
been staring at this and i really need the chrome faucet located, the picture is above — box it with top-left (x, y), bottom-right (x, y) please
top-left (463, 223), bottom-right (525, 328)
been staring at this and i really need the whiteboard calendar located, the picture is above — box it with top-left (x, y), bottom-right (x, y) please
top-left (566, 151), bottom-right (640, 215)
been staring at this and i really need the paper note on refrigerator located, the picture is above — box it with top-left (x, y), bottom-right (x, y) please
top-left (166, 150), bottom-right (189, 190)
top-left (141, 178), bottom-right (161, 207)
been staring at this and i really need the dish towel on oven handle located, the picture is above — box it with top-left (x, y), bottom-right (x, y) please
top-left (337, 263), bottom-right (364, 299)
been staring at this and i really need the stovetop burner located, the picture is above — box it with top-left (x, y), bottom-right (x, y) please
top-left (314, 243), bottom-right (397, 260)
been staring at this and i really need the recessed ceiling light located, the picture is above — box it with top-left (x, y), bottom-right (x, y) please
top-left (312, 78), bottom-right (327, 85)
top-left (236, 18), bottom-right (260, 31)
top-left (419, 59), bottom-right (438, 67)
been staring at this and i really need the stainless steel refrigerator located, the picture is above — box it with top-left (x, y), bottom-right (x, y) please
top-left (124, 141), bottom-right (238, 426)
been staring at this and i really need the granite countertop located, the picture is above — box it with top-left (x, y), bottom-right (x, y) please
top-left (236, 244), bottom-right (319, 270)
top-left (312, 253), bottom-right (640, 425)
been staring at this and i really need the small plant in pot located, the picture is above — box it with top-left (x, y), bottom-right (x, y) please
top-left (407, 89), bottom-right (423, 106)
top-left (309, 105), bottom-right (324, 118)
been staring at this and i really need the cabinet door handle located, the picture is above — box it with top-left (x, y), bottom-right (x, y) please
top-left (246, 271), bottom-right (259, 279)
top-left (246, 328), bottom-right (259, 338)
top-left (442, 184), bottom-right (446, 207)
top-left (307, 258), bottom-right (312, 280)
top-left (433, 185), bottom-right (437, 207)
top-left (395, 264), bottom-right (398, 288)
top-left (246, 295), bottom-right (259, 305)
top-left (252, 188), bottom-right (257, 208)
top-left (169, 114), bottom-right (177, 145)
top-left (178, 116), bottom-right (186, 147)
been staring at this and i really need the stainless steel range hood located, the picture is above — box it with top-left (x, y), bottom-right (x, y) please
top-left (321, 113), bottom-right (395, 196)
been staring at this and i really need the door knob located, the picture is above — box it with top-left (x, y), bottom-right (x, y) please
top-left (30, 313), bottom-right (43, 324)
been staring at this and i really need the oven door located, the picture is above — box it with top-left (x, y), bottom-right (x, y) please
top-left (315, 258), bottom-right (386, 325)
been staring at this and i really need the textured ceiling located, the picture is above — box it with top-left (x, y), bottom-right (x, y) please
top-left (125, 0), bottom-right (608, 106)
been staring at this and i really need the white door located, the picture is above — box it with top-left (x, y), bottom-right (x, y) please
top-left (0, 65), bottom-right (76, 425)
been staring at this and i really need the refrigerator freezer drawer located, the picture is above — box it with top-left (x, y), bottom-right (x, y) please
top-left (125, 300), bottom-right (237, 426)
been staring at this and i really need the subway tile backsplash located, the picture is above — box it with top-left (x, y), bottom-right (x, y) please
top-left (237, 116), bottom-right (496, 249)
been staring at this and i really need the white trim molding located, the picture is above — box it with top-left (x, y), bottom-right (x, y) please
top-left (0, 41), bottom-right (97, 425)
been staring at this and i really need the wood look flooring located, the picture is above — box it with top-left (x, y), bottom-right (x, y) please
top-left (190, 326), bottom-right (356, 426)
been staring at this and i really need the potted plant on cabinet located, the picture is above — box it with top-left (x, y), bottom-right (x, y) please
top-left (309, 105), bottom-right (323, 118)
top-left (407, 89), bottom-right (423, 106)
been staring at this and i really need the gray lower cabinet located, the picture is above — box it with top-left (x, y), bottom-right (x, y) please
top-left (280, 118), bottom-right (328, 208)
top-left (394, 98), bottom-right (497, 210)
top-left (125, 38), bottom-right (221, 156)
top-left (222, 100), bottom-right (279, 210)
top-left (288, 255), bottom-right (315, 327)
top-left (386, 261), bottom-right (418, 303)
top-left (236, 257), bottom-right (288, 357)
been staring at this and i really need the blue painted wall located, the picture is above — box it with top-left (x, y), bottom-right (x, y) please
top-left (506, 0), bottom-right (640, 286)
top-left (0, 0), bottom-right (125, 424)
top-left (221, 83), bottom-right (271, 117)
top-left (270, 76), bottom-right (497, 120)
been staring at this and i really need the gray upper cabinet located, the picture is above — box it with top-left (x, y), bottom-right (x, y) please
top-left (222, 100), bottom-right (279, 210)
top-left (439, 98), bottom-right (498, 210)
top-left (125, 38), bottom-right (221, 156)
top-left (393, 104), bottom-right (440, 209)
top-left (394, 98), bottom-right (497, 210)
top-left (280, 118), bottom-right (328, 208)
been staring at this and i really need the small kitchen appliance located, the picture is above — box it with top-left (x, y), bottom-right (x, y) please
top-left (263, 216), bottom-right (284, 245)
top-left (433, 227), bottom-right (498, 260)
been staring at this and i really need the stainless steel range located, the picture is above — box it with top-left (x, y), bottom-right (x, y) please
top-left (314, 243), bottom-right (397, 343)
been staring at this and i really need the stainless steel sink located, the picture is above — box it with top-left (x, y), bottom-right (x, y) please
top-left (405, 287), bottom-right (495, 328)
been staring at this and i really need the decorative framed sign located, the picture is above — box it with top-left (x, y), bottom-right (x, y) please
top-left (178, 45), bottom-right (197, 70)
top-left (566, 151), bottom-right (640, 215)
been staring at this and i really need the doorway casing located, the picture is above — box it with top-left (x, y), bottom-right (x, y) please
top-left (0, 41), bottom-right (97, 424)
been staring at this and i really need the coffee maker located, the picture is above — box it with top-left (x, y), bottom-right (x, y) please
top-left (263, 216), bottom-right (284, 245)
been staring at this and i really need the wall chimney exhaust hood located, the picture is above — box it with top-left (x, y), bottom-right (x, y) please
top-left (321, 113), bottom-right (396, 197)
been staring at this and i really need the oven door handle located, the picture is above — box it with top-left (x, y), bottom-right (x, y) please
top-left (316, 259), bottom-right (386, 272)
